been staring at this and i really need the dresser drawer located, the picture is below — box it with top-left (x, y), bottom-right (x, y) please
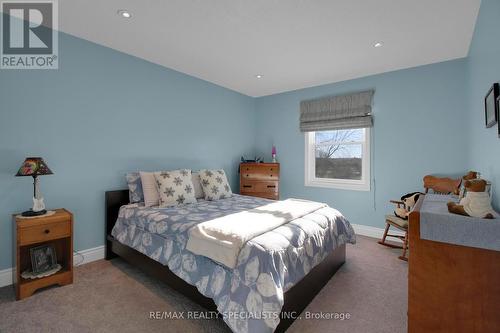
top-left (241, 181), bottom-right (278, 193)
top-left (242, 192), bottom-right (279, 200)
top-left (19, 220), bottom-right (71, 245)
top-left (241, 165), bottom-right (279, 180)
top-left (241, 164), bottom-right (279, 173)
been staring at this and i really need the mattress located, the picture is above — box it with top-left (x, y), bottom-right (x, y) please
top-left (111, 194), bottom-right (356, 333)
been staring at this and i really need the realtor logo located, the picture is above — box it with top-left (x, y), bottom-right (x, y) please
top-left (1, 0), bottom-right (58, 69)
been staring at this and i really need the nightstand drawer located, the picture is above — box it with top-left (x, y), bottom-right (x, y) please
top-left (19, 220), bottom-right (71, 245)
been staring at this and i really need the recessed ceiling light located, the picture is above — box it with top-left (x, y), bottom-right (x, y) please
top-left (117, 10), bottom-right (131, 18)
top-left (255, 74), bottom-right (263, 79)
top-left (374, 42), bottom-right (383, 48)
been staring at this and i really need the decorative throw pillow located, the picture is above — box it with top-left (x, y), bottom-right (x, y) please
top-left (140, 171), bottom-right (160, 207)
top-left (191, 172), bottom-right (204, 199)
top-left (154, 169), bottom-right (197, 207)
top-left (126, 172), bottom-right (144, 203)
top-left (198, 169), bottom-right (232, 201)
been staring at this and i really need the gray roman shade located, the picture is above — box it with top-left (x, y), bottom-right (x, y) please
top-left (300, 90), bottom-right (374, 132)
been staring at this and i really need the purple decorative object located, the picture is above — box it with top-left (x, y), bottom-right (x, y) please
top-left (272, 146), bottom-right (277, 162)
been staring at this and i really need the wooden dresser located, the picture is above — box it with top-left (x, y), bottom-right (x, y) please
top-left (239, 162), bottom-right (279, 200)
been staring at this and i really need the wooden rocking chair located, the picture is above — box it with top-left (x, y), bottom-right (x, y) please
top-left (379, 175), bottom-right (462, 261)
top-left (379, 200), bottom-right (410, 261)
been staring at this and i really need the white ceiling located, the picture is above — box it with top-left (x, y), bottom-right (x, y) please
top-left (56, 0), bottom-right (480, 97)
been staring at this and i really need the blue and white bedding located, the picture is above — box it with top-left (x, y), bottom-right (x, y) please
top-left (111, 194), bottom-right (356, 333)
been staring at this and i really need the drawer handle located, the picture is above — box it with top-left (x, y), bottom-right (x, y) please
top-left (267, 185), bottom-right (276, 188)
top-left (44, 229), bottom-right (50, 234)
top-left (246, 174), bottom-right (249, 177)
top-left (243, 185), bottom-right (252, 188)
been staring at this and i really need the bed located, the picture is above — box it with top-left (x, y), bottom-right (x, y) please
top-left (105, 190), bottom-right (356, 333)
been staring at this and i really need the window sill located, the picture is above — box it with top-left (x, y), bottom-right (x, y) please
top-left (305, 179), bottom-right (371, 191)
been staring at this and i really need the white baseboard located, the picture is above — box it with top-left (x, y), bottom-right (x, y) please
top-left (0, 268), bottom-right (13, 289)
top-left (73, 245), bottom-right (106, 266)
top-left (352, 223), bottom-right (405, 242)
top-left (0, 245), bottom-right (105, 288)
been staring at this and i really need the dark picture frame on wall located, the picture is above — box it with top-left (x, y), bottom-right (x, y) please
top-left (484, 83), bottom-right (499, 128)
top-left (497, 96), bottom-right (500, 137)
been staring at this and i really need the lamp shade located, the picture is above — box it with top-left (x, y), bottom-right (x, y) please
top-left (16, 157), bottom-right (53, 177)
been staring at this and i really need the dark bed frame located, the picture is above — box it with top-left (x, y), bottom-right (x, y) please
top-left (105, 190), bottom-right (346, 332)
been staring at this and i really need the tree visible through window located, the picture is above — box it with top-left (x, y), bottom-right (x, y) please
top-left (305, 128), bottom-right (370, 190)
top-left (315, 129), bottom-right (363, 180)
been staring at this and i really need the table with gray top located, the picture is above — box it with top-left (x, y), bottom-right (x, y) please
top-left (408, 194), bottom-right (500, 333)
top-left (419, 194), bottom-right (500, 251)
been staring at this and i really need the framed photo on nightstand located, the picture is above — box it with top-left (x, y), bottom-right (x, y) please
top-left (30, 244), bottom-right (57, 274)
top-left (485, 83), bottom-right (499, 128)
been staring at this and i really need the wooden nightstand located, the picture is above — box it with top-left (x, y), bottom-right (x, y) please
top-left (13, 209), bottom-right (73, 300)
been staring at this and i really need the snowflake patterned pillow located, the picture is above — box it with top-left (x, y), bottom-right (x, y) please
top-left (154, 169), bottom-right (197, 207)
top-left (198, 169), bottom-right (233, 201)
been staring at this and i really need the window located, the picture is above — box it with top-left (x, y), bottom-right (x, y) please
top-left (305, 128), bottom-right (370, 191)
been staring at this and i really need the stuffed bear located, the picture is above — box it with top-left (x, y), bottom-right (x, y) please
top-left (447, 179), bottom-right (495, 219)
top-left (395, 192), bottom-right (425, 220)
top-left (459, 171), bottom-right (478, 200)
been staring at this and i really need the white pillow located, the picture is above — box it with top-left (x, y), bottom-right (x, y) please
top-left (140, 171), bottom-right (160, 207)
top-left (191, 172), bottom-right (204, 199)
top-left (198, 169), bottom-right (232, 201)
top-left (154, 169), bottom-right (197, 207)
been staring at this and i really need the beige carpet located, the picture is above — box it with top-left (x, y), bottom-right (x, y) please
top-left (0, 236), bottom-right (407, 333)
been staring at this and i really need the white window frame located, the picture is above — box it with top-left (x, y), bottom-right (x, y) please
top-left (304, 128), bottom-right (371, 191)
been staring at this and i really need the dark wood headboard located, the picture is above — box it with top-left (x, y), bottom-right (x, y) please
top-left (105, 190), bottom-right (129, 259)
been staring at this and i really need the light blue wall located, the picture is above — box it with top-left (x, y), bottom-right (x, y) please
top-left (255, 59), bottom-right (469, 229)
top-left (2, 1), bottom-right (498, 271)
top-left (0, 33), bottom-right (256, 270)
top-left (466, 0), bottom-right (500, 210)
